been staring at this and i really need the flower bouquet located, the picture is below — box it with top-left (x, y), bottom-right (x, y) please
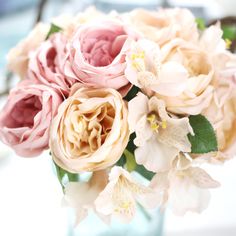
top-left (1, 6), bottom-right (236, 233)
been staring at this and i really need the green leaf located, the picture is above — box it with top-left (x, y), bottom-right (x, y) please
top-left (53, 161), bottom-right (79, 192)
top-left (124, 86), bottom-right (140, 102)
top-left (124, 149), bottom-right (137, 172)
top-left (188, 114), bottom-right (218, 154)
top-left (195, 18), bottom-right (206, 31)
top-left (222, 25), bottom-right (236, 40)
top-left (46, 23), bottom-right (62, 40)
top-left (135, 165), bottom-right (155, 181)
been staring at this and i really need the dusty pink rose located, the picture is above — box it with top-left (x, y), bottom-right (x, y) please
top-left (28, 33), bottom-right (75, 96)
top-left (0, 80), bottom-right (62, 157)
top-left (62, 20), bottom-right (138, 95)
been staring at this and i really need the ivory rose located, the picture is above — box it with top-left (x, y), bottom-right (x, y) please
top-left (50, 86), bottom-right (129, 173)
top-left (125, 8), bottom-right (199, 46)
top-left (95, 166), bottom-right (159, 223)
top-left (28, 33), bottom-right (74, 96)
top-left (7, 23), bottom-right (50, 79)
top-left (128, 92), bottom-right (193, 172)
top-left (0, 80), bottom-right (62, 157)
top-left (156, 39), bottom-right (214, 115)
top-left (62, 20), bottom-right (138, 95)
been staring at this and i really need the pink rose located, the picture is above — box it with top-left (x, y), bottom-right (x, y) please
top-left (0, 80), bottom-right (63, 157)
top-left (62, 20), bottom-right (138, 95)
top-left (28, 34), bottom-right (75, 96)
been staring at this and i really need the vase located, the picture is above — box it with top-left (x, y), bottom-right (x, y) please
top-left (67, 207), bottom-right (165, 236)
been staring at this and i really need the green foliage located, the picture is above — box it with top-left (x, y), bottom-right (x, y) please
top-left (222, 25), bottom-right (236, 40)
top-left (188, 115), bottom-right (218, 154)
top-left (53, 161), bottom-right (79, 192)
top-left (124, 86), bottom-right (140, 102)
top-left (195, 18), bottom-right (206, 31)
top-left (124, 149), bottom-right (137, 172)
top-left (46, 23), bottom-right (62, 40)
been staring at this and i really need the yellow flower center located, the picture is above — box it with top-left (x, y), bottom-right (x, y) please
top-left (131, 51), bottom-right (145, 70)
top-left (225, 38), bottom-right (232, 49)
top-left (147, 113), bottom-right (167, 132)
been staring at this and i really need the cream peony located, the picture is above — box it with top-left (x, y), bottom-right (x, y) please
top-left (128, 92), bottom-right (193, 172)
top-left (95, 166), bottom-right (159, 223)
top-left (124, 8), bottom-right (199, 46)
top-left (7, 23), bottom-right (50, 79)
top-left (156, 39), bottom-right (214, 115)
top-left (50, 86), bottom-right (129, 173)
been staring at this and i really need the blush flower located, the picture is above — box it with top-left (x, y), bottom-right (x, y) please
top-left (62, 20), bottom-right (138, 95)
top-left (125, 8), bottom-right (199, 46)
top-left (63, 170), bottom-right (109, 225)
top-left (28, 33), bottom-right (74, 96)
top-left (157, 39), bottom-right (214, 115)
top-left (150, 155), bottom-right (220, 215)
top-left (128, 92), bottom-right (193, 172)
top-left (0, 80), bottom-right (62, 157)
top-left (95, 166), bottom-right (159, 223)
top-left (125, 39), bottom-right (188, 96)
top-left (50, 86), bottom-right (129, 173)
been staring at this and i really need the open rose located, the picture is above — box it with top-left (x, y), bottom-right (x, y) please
top-left (28, 33), bottom-right (74, 96)
top-left (0, 80), bottom-right (62, 157)
top-left (50, 86), bottom-right (129, 173)
top-left (156, 39), bottom-right (214, 115)
top-left (62, 20), bottom-right (138, 96)
top-left (125, 8), bottom-right (198, 46)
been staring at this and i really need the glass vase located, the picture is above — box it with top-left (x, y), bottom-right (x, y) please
top-left (67, 207), bottom-right (165, 236)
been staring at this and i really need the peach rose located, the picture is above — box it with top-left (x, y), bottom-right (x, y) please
top-left (28, 33), bottom-right (74, 96)
top-left (7, 23), bottom-right (50, 79)
top-left (125, 8), bottom-right (199, 46)
top-left (0, 80), bottom-right (62, 157)
top-left (62, 20), bottom-right (138, 95)
top-left (50, 86), bottom-right (129, 173)
top-left (156, 39), bottom-right (214, 115)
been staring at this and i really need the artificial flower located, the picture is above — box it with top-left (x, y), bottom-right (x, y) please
top-left (50, 86), bottom-right (129, 173)
top-left (125, 8), bottom-right (199, 46)
top-left (0, 80), bottom-right (62, 157)
top-left (157, 39), bottom-right (214, 115)
top-left (150, 155), bottom-right (220, 215)
top-left (95, 166), bottom-right (159, 223)
top-left (63, 170), bottom-right (109, 225)
top-left (61, 20), bottom-right (138, 96)
top-left (128, 92), bottom-right (193, 172)
top-left (125, 39), bottom-right (188, 96)
top-left (28, 33), bottom-right (74, 96)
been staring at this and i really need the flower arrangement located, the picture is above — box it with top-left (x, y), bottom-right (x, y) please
top-left (1, 7), bottom-right (236, 224)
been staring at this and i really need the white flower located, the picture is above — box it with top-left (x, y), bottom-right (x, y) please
top-left (128, 92), bottom-right (193, 172)
top-left (150, 155), bottom-right (220, 215)
top-left (63, 171), bottom-right (109, 225)
top-left (125, 39), bottom-right (188, 96)
top-left (95, 166), bottom-right (160, 223)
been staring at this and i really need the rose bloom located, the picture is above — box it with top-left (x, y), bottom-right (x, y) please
top-left (28, 33), bottom-right (74, 96)
top-left (62, 20), bottom-right (138, 95)
top-left (50, 86), bottom-right (129, 173)
top-left (7, 23), bottom-right (50, 79)
top-left (124, 8), bottom-right (199, 46)
top-left (0, 80), bottom-right (62, 157)
top-left (156, 39), bottom-right (214, 115)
